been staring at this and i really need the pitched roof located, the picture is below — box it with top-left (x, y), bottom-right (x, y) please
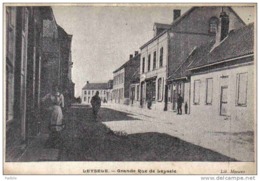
top-left (82, 83), bottom-right (109, 90)
top-left (140, 7), bottom-right (196, 50)
top-left (140, 7), bottom-right (245, 50)
top-left (113, 54), bottom-right (140, 73)
top-left (188, 23), bottom-right (254, 70)
top-left (168, 40), bottom-right (215, 80)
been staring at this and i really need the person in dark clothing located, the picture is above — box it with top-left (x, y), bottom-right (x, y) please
top-left (91, 91), bottom-right (101, 120)
top-left (185, 102), bottom-right (188, 114)
top-left (177, 94), bottom-right (183, 115)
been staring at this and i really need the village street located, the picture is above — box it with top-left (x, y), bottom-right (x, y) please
top-left (17, 103), bottom-right (254, 162)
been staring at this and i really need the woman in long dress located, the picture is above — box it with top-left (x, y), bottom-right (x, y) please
top-left (42, 86), bottom-right (65, 140)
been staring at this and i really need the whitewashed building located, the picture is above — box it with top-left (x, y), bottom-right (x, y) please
top-left (188, 23), bottom-right (254, 127)
top-left (82, 82), bottom-right (110, 104)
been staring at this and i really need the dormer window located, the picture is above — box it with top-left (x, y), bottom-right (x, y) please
top-left (209, 17), bottom-right (219, 34)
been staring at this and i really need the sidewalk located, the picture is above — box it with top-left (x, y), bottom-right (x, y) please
top-left (103, 103), bottom-right (255, 162)
top-left (17, 134), bottom-right (60, 162)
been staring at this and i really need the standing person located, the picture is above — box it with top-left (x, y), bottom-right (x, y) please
top-left (185, 102), bottom-right (188, 114)
top-left (177, 94), bottom-right (183, 115)
top-left (42, 85), bottom-right (65, 145)
top-left (91, 91), bottom-right (101, 120)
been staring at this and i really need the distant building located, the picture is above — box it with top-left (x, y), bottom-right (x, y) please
top-left (139, 7), bottom-right (245, 111)
top-left (106, 80), bottom-right (113, 103)
top-left (82, 82), bottom-right (110, 104)
top-left (112, 51), bottom-right (140, 104)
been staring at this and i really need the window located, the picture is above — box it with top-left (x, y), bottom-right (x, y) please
top-left (209, 17), bottom-right (218, 33)
top-left (236, 73), bottom-right (248, 106)
top-left (153, 51), bottom-right (156, 70)
top-left (6, 8), bottom-right (15, 56)
top-left (142, 57), bottom-right (145, 73)
top-left (159, 47), bottom-right (163, 67)
top-left (193, 80), bottom-right (200, 104)
top-left (84, 91), bottom-right (86, 95)
top-left (88, 90), bottom-right (90, 95)
top-left (206, 78), bottom-right (213, 104)
top-left (157, 78), bottom-right (163, 101)
top-left (148, 54), bottom-right (151, 71)
top-left (84, 97), bottom-right (86, 102)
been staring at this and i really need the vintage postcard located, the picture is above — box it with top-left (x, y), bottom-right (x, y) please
top-left (3, 2), bottom-right (257, 176)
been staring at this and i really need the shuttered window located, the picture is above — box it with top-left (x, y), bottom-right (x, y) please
top-left (236, 72), bottom-right (248, 106)
top-left (206, 78), bottom-right (213, 104)
top-left (193, 80), bottom-right (200, 104)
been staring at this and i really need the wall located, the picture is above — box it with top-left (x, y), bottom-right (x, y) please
top-left (5, 7), bottom-right (52, 161)
top-left (6, 7), bottom-right (17, 123)
top-left (124, 54), bottom-right (140, 101)
top-left (113, 68), bottom-right (125, 104)
top-left (42, 19), bottom-right (60, 96)
top-left (140, 32), bottom-right (168, 110)
top-left (190, 63), bottom-right (254, 131)
top-left (129, 83), bottom-right (140, 107)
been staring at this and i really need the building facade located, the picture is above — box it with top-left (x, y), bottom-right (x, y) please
top-left (113, 52), bottom-right (140, 105)
top-left (140, 30), bottom-right (168, 110)
top-left (166, 7), bottom-right (246, 113)
top-left (139, 7), bottom-right (245, 111)
top-left (188, 23), bottom-right (254, 129)
top-left (82, 82), bottom-right (110, 104)
top-left (129, 67), bottom-right (140, 107)
top-left (58, 25), bottom-right (75, 107)
top-left (5, 6), bottom-right (74, 161)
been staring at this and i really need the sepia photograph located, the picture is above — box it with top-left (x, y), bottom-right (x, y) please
top-left (3, 2), bottom-right (257, 176)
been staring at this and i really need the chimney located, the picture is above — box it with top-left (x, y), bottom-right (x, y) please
top-left (86, 81), bottom-right (89, 84)
top-left (173, 9), bottom-right (181, 21)
top-left (129, 54), bottom-right (133, 59)
top-left (219, 11), bottom-right (230, 41)
top-left (134, 51), bottom-right (139, 56)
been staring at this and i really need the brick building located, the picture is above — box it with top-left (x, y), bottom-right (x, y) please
top-left (112, 52), bottom-right (140, 105)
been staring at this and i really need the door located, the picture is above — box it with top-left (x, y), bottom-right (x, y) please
top-left (220, 86), bottom-right (229, 116)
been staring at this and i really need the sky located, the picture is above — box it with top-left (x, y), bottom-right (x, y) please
top-left (52, 4), bottom-right (255, 97)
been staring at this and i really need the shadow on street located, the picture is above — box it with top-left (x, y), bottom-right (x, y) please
top-left (53, 106), bottom-right (237, 161)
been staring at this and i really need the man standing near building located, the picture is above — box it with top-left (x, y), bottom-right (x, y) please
top-left (91, 91), bottom-right (101, 120)
top-left (177, 94), bottom-right (183, 115)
